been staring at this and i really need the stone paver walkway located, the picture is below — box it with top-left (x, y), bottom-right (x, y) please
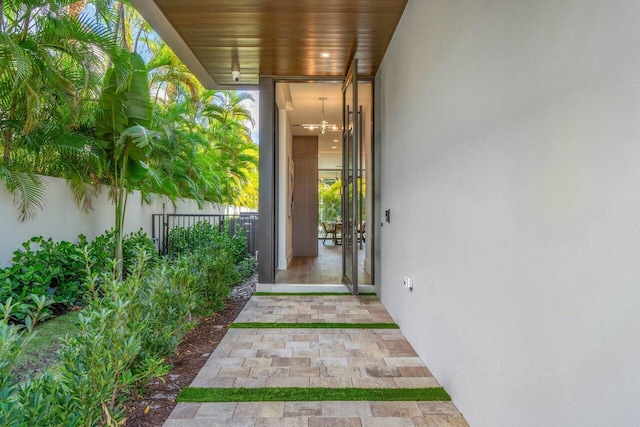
top-left (235, 295), bottom-right (393, 324)
top-left (164, 295), bottom-right (468, 426)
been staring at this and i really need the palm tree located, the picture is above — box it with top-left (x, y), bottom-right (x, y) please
top-left (147, 41), bottom-right (201, 104)
top-left (0, 0), bottom-right (127, 220)
top-left (148, 86), bottom-right (259, 209)
top-left (204, 91), bottom-right (259, 207)
top-left (94, 51), bottom-right (158, 279)
top-left (0, 0), bottom-right (259, 224)
top-left (148, 98), bottom-right (212, 202)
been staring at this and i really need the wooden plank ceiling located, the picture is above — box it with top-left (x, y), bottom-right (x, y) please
top-left (152, 0), bottom-right (408, 85)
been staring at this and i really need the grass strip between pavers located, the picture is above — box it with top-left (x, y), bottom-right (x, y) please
top-left (229, 322), bottom-right (399, 329)
top-left (253, 292), bottom-right (377, 296)
top-left (177, 387), bottom-right (451, 402)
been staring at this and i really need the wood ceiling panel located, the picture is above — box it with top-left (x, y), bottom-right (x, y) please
top-left (152, 0), bottom-right (408, 85)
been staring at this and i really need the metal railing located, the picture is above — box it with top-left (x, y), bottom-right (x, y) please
top-left (152, 212), bottom-right (259, 256)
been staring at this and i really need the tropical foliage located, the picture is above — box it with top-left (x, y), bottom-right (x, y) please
top-left (0, 225), bottom-right (256, 424)
top-left (0, 0), bottom-right (125, 220)
top-left (0, 0), bottom-right (258, 225)
top-left (0, 229), bottom-right (159, 327)
top-left (0, 241), bottom-right (251, 426)
top-left (319, 180), bottom-right (343, 224)
top-left (0, 222), bottom-right (256, 330)
top-left (0, 2), bottom-right (259, 422)
top-left (94, 49), bottom-right (158, 277)
top-left (319, 178), bottom-right (366, 225)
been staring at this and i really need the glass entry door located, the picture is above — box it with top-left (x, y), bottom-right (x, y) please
top-left (342, 60), bottom-right (359, 294)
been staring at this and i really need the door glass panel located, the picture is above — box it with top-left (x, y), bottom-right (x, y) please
top-left (342, 60), bottom-right (358, 294)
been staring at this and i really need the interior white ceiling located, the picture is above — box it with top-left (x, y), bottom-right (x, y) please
top-left (283, 82), bottom-right (372, 170)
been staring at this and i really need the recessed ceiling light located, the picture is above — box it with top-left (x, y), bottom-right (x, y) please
top-left (321, 52), bottom-right (330, 58)
top-left (331, 146), bottom-right (337, 149)
top-left (332, 139), bottom-right (339, 142)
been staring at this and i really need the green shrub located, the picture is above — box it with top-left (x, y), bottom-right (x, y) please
top-left (122, 229), bottom-right (160, 272)
top-left (108, 251), bottom-right (197, 362)
top-left (0, 242), bottom-right (240, 426)
top-left (168, 221), bottom-right (218, 255)
top-left (235, 256), bottom-right (258, 283)
top-left (80, 231), bottom-right (113, 276)
top-left (58, 286), bottom-right (167, 425)
top-left (170, 249), bottom-right (233, 314)
top-left (17, 374), bottom-right (80, 426)
top-left (0, 322), bottom-right (25, 426)
top-left (0, 325), bottom-right (73, 426)
top-left (0, 251), bottom-right (177, 426)
top-left (168, 220), bottom-right (249, 264)
top-left (0, 237), bottom-right (86, 308)
top-left (217, 221), bottom-right (249, 265)
top-left (196, 249), bottom-right (235, 310)
top-left (51, 248), bottom-right (231, 424)
top-left (0, 237), bottom-right (85, 325)
top-left (167, 220), bottom-right (257, 287)
top-left (0, 229), bottom-right (160, 326)
top-left (85, 228), bottom-right (160, 278)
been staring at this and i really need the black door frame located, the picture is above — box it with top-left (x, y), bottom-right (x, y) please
top-left (258, 76), bottom-right (375, 288)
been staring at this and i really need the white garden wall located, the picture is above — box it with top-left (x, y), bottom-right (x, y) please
top-left (0, 175), bottom-right (240, 267)
top-left (376, 0), bottom-right (640, 426)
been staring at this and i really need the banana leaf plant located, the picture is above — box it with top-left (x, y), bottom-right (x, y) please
top-left (95, 52), bottom-right (158, 279)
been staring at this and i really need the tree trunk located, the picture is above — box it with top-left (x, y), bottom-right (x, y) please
top-left (113, 153), bottom-right (123, 280)
top-left (133, 25), bottom-right (143, 54)
top-left (0, 0), bottom-right (5, 32)
top-left (21, 8), bottom-right (31, 41)
top-left (67, 1), bottom-right (86, 17)
top-left (117, 3), bottom-right (130, 51)
top-left (113, 153), bottom-right (132, 281)
top-left (3, 128), bottom-right (12, 162)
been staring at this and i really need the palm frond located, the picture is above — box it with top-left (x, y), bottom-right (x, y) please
top-left (0, 164), bottom-right (46, 222)
top-left (67, 171), bottom-right (101, 212)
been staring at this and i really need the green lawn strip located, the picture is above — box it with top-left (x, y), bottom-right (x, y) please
top-left (178, 387), bottom-right (450, 402)
top-left (253, 292), bottom-right (377, 296)
top-left (230, 322), bottom-right (399, 329)
top-left (14, 310), bottom-right (81, 383)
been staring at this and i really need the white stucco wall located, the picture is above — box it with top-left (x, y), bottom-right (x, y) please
top-left (0, 175), bottom-right (232, 267)
top-left (376, 0), bottom-right (640, 426)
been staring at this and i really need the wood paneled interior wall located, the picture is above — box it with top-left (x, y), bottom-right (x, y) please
top-left (292, 136), bottom-right (319, 256)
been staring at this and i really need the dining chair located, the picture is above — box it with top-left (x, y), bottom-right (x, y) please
top-left (357, 221), bottom-right (366, 243)
top-left (321, 222), bottom-right (336, 245)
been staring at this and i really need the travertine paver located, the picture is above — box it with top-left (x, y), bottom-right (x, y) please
top-left (190, 328), bottom-right (439, 389)
top-left (164, 401), bottom-right (469, 426)
top-left (163, 295), bottom-right (469, 426)
top-left (234, 296), bottom-right (394, 324)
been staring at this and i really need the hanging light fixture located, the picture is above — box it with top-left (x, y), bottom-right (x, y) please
top-left (299, 97), bottom-right (342, 134)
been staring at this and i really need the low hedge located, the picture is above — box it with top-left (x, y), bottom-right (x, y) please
top-left (0, 229), bottom-right (159, 327)
top-left (0, 225), bottom-right (257, 328)
top-left (0, 243), bottom-right (252, 426)
top-left (0, 221), bottom-right (258, 425)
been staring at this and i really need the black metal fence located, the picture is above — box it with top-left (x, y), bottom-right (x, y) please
top-left (152, 212), bottom-right (259, 256)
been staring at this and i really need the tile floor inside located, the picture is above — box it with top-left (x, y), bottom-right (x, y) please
top-left (164, 295), bottom-right (468, 427)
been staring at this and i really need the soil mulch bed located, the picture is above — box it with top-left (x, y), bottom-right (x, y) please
top-left (124, 295), bottom-right (250, 426)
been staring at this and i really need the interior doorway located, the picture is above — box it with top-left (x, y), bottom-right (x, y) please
top-left (274, 81), bottom-right (373, 287)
